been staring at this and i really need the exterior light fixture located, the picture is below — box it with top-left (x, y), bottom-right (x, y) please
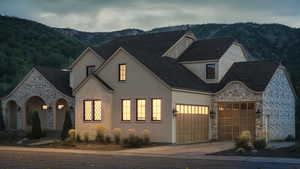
top-left (41, 105), bottom-right (48, 110)
top-left (57, 104), bottom-right (64, 110)
top-left (172, 109), bottom-right (178, 117)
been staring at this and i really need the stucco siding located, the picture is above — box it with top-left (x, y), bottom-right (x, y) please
top-left (218, 44), bottom-right (247, 81)
top-left (183, 61), bottom-right (218, 83)
top-left (263, 68), bottom-right (295, 140)
top-left (71, 49), bottom-right (104, 89)
top-left (75, 77), bottom-right (112, 139)
top-left (164, 34), bottom-right (195, 59)
top-left (96, 49), bottom-right (173, 143)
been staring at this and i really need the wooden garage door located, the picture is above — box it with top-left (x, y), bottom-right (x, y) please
top-left (218, 102), bottom-right (256, 141)
top-left (176, 104), bottom-right (209, 144)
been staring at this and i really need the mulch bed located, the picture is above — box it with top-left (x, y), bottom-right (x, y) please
top-left (211, 146), bottom-right (300, 158)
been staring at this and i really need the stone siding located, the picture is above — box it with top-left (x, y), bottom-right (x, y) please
top-left (1, 68), bottom-right (74, 130)
top-left (263, 68), bottom-right (295, 140)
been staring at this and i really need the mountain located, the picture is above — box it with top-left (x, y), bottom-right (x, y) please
top-left (0, 15), bottom-right (86, 96)
top-left (56, 23), bottom-right (300, 94)
top-left (0, 15), bottom-right (299, 98)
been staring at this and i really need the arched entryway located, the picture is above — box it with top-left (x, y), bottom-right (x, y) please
top-left (25, 96), bottom-right (48, 130)
top-left (6, 100), bottom-right (18, 129)
top-left (55, 98), bottom-right (68, 130)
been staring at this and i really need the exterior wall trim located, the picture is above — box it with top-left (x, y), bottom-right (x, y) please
top-left (214, 81), bottom-right (263, 96)
top-left (172, 88), bottom-right (212, 95)
top-left (179, 59), bottom-right (219, 64)
top-left (69, 47), bottom-right (104, 69)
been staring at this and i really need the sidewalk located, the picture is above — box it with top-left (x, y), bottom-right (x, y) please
top-left (1, 145), bottom-right (300, 164)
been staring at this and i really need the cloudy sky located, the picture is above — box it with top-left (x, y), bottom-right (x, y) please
top-left (1, 0), bottom-right (299, 32)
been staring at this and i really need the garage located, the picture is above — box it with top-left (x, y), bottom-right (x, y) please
top-left (176, 104), bottom-right (209, 144)
top-left (218, 102), bottom-right (256, 141)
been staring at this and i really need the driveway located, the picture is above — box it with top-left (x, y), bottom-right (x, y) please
top-left (121, 141), bottom-right (235, 156)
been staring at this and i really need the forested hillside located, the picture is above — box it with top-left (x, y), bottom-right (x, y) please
top-left (0, 16), bottom-right (85, 96)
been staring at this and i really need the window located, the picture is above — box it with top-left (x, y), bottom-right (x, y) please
top-left (86, 65), bottom-right (96, 77)
top-left (119, 64), bottom-right (127, 81)
top-left (83, 100), bottom-right (102, 121)
top-left (176, 104), bottom-right (209, 115)
top-left (151, 99), bottom-right (161, 121)
top-left (122, 99), bottom-right (131, 121)
top-left (136, 99), bottom-right (146, 121)
top-left (206, 64), bottom-right (216, 79)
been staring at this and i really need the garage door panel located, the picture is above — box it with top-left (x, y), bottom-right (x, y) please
top-left (176, 104), bottom-right (209, 144)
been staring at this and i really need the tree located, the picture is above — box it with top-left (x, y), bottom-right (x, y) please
top-left (61, 111), bottom-right (73, 140)
top-left (0, 101), bottom-right (5, 131)
top-left (31, 111), bottom-right (42, 139)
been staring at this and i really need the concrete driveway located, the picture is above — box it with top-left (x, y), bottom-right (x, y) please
top-left (121, 141), bottom-right (234, 156)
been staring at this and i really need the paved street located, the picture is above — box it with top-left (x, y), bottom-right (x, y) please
top-left (0, 150), bottom-right (299, 169)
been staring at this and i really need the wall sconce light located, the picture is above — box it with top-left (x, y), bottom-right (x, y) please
top-left (172, 109), bottom-right (178, 117)
top-left (17, 106), bottom-right (21, 111)
top-left (256, 109), bottom-right (262, 115)
top-left (69, 106), bottom-right (74, 110)
top-left (41, 105), bottom-right (48, 110)
top-left (210, 110), bottom-right (216, 119)
top-left (57, 104), bottom-right (64, 110)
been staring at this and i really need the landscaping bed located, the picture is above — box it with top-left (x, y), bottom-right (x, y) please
top-left (211, 144), bottom-right (300, 158)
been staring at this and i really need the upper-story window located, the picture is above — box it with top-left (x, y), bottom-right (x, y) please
top-left (119, 64), bottom-right (127, 81)
top-left (86, 65), bottom-right (96, 77)
top-left (206, 64), bottom-right (216, 80)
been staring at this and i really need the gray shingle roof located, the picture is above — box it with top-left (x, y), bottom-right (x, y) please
top-left (177, 37), bottom-right (235, 62)
top-left (35, 66), bottom-right (73, 97)
top-left (212, 61), bottom-right (279, 92)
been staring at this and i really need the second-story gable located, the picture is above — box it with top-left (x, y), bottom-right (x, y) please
top-left (69, 47), bottom-right (105, 89)
top-left (178, 38), bottom-right (248, 83)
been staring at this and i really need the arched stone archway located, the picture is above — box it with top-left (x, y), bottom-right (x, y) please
top-left (55, 98), bottom-right (68, 130)
top-left (25, 96), bottom-right (48, 130)
top-left (6, 100), bottom-right (18, 129)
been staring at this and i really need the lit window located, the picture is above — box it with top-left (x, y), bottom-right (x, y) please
top-left (206, 64), bottom-right (216, 79)
top-left (86, 65), bottom-right (96, 77)
top-left (152, 99), bottom-right (161, 121)
top-left (136, 99), bottom-right (146, 121)
top-left (122, 99), bottom-right (131, 121)
top-left (119, 64), bottom-right (127, 81)
top-left (175, 104), bottom-right (209, 115)
top-left (84, 101), bottom-right (93, 121)
top-left (84, 100), bottom-right (102, 121)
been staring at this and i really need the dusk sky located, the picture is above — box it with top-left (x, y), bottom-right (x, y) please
top-left (1, 0), bottom-right (299, 32)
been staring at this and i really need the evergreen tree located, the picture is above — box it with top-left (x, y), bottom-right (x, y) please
top-left (31, 111), bottom-right (42, 139)
top-left (61, 111), bottom-right (73, 140)
top-left (0, 101), bottom-right (5, 130)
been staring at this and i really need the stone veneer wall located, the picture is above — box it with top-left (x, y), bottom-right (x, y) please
top-left (263, 68), bottom-right (295, 140)
top-left (212, 82), bottom-right (263, 140)
top-left (1, 68), bottom-right (74, 130)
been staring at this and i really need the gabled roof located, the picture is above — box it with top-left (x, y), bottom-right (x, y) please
top-left (91, 73), bottom-right (113, 91)
top-left (92, 30), bottom-right (212, 92)
top-left (35, 66), bottom-right (73, 96)
top-left (212, 61), bottom-right (280, 92)
top-left (177, 37), bottom-right (235, 62)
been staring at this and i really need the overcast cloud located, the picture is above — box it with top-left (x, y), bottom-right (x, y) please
top-left (0, 0), bottom-right (299, 32)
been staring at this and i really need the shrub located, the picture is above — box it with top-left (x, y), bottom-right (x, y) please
top-left (31, 111), bottom-right (42, 139)
top-left (235, 130), bottom-right (251, 150)
top-left (142, 129), bottom-right (151, 145)
top-left (285, 135), bottom-right (295, 142)
top-left (83, 131), bottom-right (89, 143)
top-left (253, 139), bottom-right (267, 150)
top-left (65, 129), bottom-right (76, 143)
top-left (95, 124), bottom-right (106, 143)
top-left (61, 111), bottom-right (73, 140)
top-left (105, 135), bottom-right (112, 144)
top-left (112, 128), bottom-right (122, 144)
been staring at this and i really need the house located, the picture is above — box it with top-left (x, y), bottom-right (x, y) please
top-left (1, 30), bottom-right (296, 144)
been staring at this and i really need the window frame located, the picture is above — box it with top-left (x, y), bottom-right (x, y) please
top-left (86, 65), bottom-right (96, 77)
top-left (83, 99), bottom-right (102, 122)
top-left (206, 63), bottom-right (216, 80)
top-left (121, 99), bottom-right (131, 121)
top-left (151, 98), bottom-right (162, 121)
top-left (118, 64), bottom-right (127, 81)
top-left (136, 99), bottom-right (146, 121)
